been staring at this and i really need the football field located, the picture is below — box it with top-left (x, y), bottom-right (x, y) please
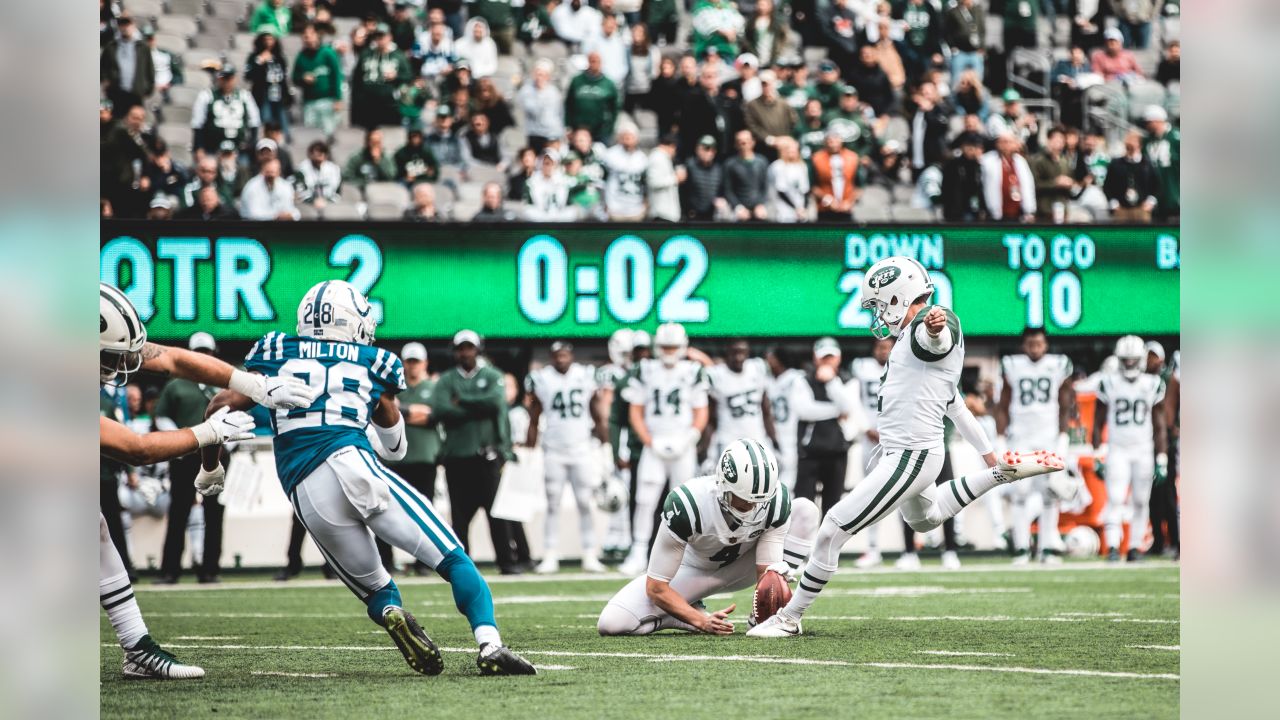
top-left (102, 560), bottom-right (1179, 719)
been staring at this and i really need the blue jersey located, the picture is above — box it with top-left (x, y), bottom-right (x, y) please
top-left (244, 331), bottom-right (406, 494)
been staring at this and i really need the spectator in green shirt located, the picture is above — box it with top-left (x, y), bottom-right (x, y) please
top-left (1142, 106), bottom-right (1179, 221)
top-left (250, 0), bottom-right (291, 37)
top-left (564, 52), bottom-right (620, 143)
top-left (1004, 0), bottom-right (1038, 51)
top-left (390, 342), bottom-right (445, 574)
top-left (429, 330), bottom-right (525, 574)
top-left (343, 127), bottom-right (398, 188)
top-left (350, 26), bottom-right (412, 129)
top-left (292, 24), bottom-right (344, 138)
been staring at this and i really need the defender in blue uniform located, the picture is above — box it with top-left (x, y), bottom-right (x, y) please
top-left (200, 280), bottom-right (535, 676)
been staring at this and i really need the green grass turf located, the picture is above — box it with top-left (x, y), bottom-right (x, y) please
top-left (101, 560), bottom-right (1179, 719)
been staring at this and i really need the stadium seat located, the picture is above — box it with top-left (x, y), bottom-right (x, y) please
top-left (156, 123), bottom-right (193, 153)
top-left (378, 126), bottom-right (408, 152)
top-left (891, 205), bottom-right (939, 222)
top-left (167, 85), bottom-right (202, 108)
top-left (364, 182), bottom-right (411, 211)
top-left (161, 104), bottom-right (194, 125)
top-left (129, 0), bottom-right (165, 17)
top-left (165, 0), bottom-right (204, 16)
top-left (854, 204), bottom-right (892, 222)
top-left (433, 182), bottom-right (458, 208)
top-left (181, 71), bottom-right (213, 90)
top-left (199, 15), bottom-right (240, 39)
top-left (320, 202), bottom-right (365, 220)
top-left (207, 0), bottom-right (248, 19)
top-left (367, 202), bottom-right (407, 220)
top-left (858, 185), bottom-right (892, 210)
top-left (1127, 80), bottom-right (1167, 122)
top-left (339, 184), bottom-right (365, 204)
top-left (297, 202), bottom-right (321, 220)
top-left (153, 31), bottom-right (189, 54)
top-left (289, 126), bottom-right (329, 150)
top-left (279, 34), bottom-right (303, 58)
top-left (156, 15), bottom-right (199, 38)
top-left (530, 41), bottom-right (569, 62)
top-left (466, 164), bottom-right (505, 186)
top-left (232, 31), bottom-right (255, 50)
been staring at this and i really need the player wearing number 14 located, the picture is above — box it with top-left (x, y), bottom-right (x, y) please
top-left (200, 280), bottom-right (535, 676)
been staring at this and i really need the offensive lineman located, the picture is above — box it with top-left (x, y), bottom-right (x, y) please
top-left (997, 326), bottom-right (1077, 564)
top-left (597, 439), bottom-right (818, 635)
top-left (200, 280), bottom-right (536, 675)
top-left (1092, 335), bottom-right (1168, 562)
top-left (706, 339), bottom-right (777, 462)
top-left (618, 323), bottom-right (710, 576)
top-left (526, 341), bottom-right (609, 573)
top-left (99, 282), bottom-right (319, 679)
top-left (749, 257), bottom-right (1064, 638)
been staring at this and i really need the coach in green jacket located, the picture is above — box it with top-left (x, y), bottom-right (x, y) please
top-left (430, 330), bottom-right (522, 574)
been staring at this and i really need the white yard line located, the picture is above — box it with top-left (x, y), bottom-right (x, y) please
top-left (916, 650), bottom-right (1016, 658)
top-left (251, 671), bottom-right (336, 678)
top-left (111, 644), bottom-right (1175, 681)
top-left (1129, 645), bottom-right (1180, 651)
top-left (175, 635), bottom-right (242, 640)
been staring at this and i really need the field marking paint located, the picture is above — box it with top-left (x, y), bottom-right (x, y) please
top-left (826, 586), bottom-right (1032, 597)
top-left (251, 671), bottom-right (336, 678)
top-left (175, 635), bottom-right (242, 640)
top-left (535, 665), bottom-right (579, 671)
top-left (916, 650), bottom-right (1016, 658)
top-left (1054, 612), bottom-right (1129, 617)
top-left (123, 644), bottom-right (1177, 681)
top-left (1129, 645), bottom-right (1180, 651)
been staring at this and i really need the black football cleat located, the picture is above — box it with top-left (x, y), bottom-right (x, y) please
top-left (383, 607), bottom-right (444, 676)
top-left (476, 644), bottom-right (537, 676)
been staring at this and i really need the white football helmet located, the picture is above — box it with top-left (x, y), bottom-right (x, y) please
top-left (654, 322), bottom-right (688, 367)
top-left (607, 328), bottom-right (634, 367)
top-left (1114, 335), bottom-right (1145, 379)
top-left (595, 471), bottom-right (628, 512)
top-left (716, 438), bottom-right (780, 524)
top-left (631, 330), bottom-right (651, 351)
top-left (860, 256), bottom-right (934, 339)
top-left (100, 282), bottom-right (147, 386)
top-left (296, 280), bottom-right (377, 345)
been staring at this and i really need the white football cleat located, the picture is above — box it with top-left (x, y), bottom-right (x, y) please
top-left (122, 635), bottom-right (205, 679)
top-left (580, 554), bottom-right (607, 573)
top-left (894, 552), bottom-right (922, 571)
top-left (854, 551), bottom-right (883, 569)
top-left (746, 612), bottom-right (802, 638)
top-left (994, 450), bottom-right (1066, 484)
top-left (940, 550), bottom-right (961, 570)
top-left (534, 557), bottom-right (560, 574)
top-left (1011, 552), bottom-right (1031, 566)
top-left (1040, 552), bottom-right (1064, 566)
top-left (617, 550), bottom-right (648, 577)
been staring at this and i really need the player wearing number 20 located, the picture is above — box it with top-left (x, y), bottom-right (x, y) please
top-left (618, 322), bottom-right (711, 577)
top-left (201, 280), bottom-right (535, 676)
top-left (749, 257), bottom-right (1066, 638)
top-left (525, 341), bottom-right (609, 574)
top-left (997, 326), bottom-right (1077, 564)
top-left (597, 439), bottom-right (818, 635)
top-left (1092, 335), bottom-right (1168, 562)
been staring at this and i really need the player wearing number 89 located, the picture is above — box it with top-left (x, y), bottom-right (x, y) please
top-left (201, 280), bottom-right (535, 676)
top-left (1091, 335), bottom-right (1168, 563)
top-left (618, 323), bottom-right (711, 576)
top-left (997, 327), bottom-right (1077, 565)
top-left (525, 341), bottom-right (609, 573)
top-left (749, 256), bottom-right (1066, 638)
top-left (597, 439), bottom-right (818, 635)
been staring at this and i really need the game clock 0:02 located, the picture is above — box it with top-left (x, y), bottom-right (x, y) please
top-left (517, 234), bottom-right (710, 326)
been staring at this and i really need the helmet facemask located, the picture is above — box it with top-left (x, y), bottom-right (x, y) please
top-left (100, 348), bottom-right (142, 386)
top-left (718, 491), bottom-right (767, 525)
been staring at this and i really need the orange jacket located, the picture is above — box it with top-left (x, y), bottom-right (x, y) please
top-left (810, 148), bottom-right (860, 210)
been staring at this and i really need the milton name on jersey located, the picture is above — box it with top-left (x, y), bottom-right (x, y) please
top-left (1002, 353), bottom-right (1073, 438)
top-left (1097, 372), bottom-right (1166, 448)
top-left (244, 331), bottom-right (405, 493)
top-left (525, 362), bottom-right (598, 453)
top-left (876, 306), bottom-right (965, 449)
top-left (660, 476), bottom-right (792, 570)
top-left (708, 358), bottom-right (770, 444)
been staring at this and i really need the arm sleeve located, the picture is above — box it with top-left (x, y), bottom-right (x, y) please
top-left (645, 527), bottom-right (688, 582)
top-left (945, 390), bottom-right (993, 456)
top-left (754, 525), bottom-right (787, 566)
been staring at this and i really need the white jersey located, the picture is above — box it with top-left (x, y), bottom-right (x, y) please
top-left (768, 368), bottom-right (806, 452)
top-left (660, 476), bottom-right (790, 571)
top-left (525, 363), bottom-right (599, 454)
top-left (1001, 353), bottom-right (1073, 439)
top-left (849, 357), bottom-right (887, 427)
top-left (596, 362), bottom-right (629, 391)
top-left (603, 145), bottom-right (648, 217)
top-left (708, 358), bottom-right (771, 445)
top-left (877, 305), bottom-right (965, 450)
top-left (1097, 372), bottom-right (1166, 449)
top-left (622, 358), bottom-right (709, 440)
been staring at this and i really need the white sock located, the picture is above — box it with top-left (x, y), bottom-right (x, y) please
top-left (475, 624), bottom-right (502, 648)
top-left (101, 571), bottom-right (148, 650)
top-left (935, 467), bottom-right (1001, 520)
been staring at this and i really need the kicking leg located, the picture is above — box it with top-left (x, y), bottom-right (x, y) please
top-left (782, 497), bottom-right (819, 573)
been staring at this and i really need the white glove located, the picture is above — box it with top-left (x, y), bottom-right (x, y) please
top-left (195, 463), bottom-right (226, 496)
top-left (765, 561), bottom-right (796, 584)
top-left (231, 369), bottom-right (320, 410)
top-left (652, 436), bottom-right (681, 460)
top-left (686, 427), bottom-right (704, 453)
top-left (1055, 432), bottom-right (1070, 460)
top-left (190, 406), bottom-right (257, 447)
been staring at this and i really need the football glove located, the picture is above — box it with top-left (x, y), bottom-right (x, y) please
top-left (195, 463), bottom-right (226, 497)
top-left (190, 407), bottom-right (256, 447)
top-left (1154, 452), bottom-right (1169, 485)
top-left (651, 436), bottom-right (682, 460)
top-left (765, 562), bottom-right (797, 584)
top-left (231, 369), bottom-right (320, 411)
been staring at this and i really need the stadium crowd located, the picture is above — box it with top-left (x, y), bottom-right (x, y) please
top-left (101, 0), bottom-right (1180, 223)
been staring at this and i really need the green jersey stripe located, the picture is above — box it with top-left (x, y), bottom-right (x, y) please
top-left (839, 450), bottom-right (913, 532)
top-left (677, 485), bottom-right (703, 535)
top-left (854, 449), bottom-right (930, 535)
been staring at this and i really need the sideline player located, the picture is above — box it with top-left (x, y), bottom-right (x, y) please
top-left (1092, 335), bottom-right (1168, 562)
top-left (526, 341), bottom-right (608, 573)
top-left (997, 327), bottom-right (1076, 564)
top-left (618, 323), bottom-right (709, 576)
top-left (706, 339), bottom-right (777, 462)
top-left (200, 280), bottom-right (536, 675)
top-left (849, 338), bottom-right (892, 569)
top-left (749, 257), bottom-right (1064, 638)
top-left (599, 329), bottom-right (650, 562)
top-left (765, 346), bottom-right (805, 491)
top-left (99, 282), bottom-right (318, 679)
top-left (597, 439), bottom-right (818, 635)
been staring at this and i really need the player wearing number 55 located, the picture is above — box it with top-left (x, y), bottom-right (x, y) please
top-left (200, 281), bottom-right (536, 676)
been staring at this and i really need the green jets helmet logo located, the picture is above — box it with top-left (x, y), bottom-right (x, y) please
top-left (720, 454), bottom-right (738, 484)
top-left (868, 266), bottom-right (901, 289)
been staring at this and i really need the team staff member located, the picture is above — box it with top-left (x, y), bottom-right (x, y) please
top-left (430, 330), bottom-right (524, 574)
top-left (793, 337), bottom-right (862, 516)
top-left (393, 342), bottom-right (445, 575)
top-left (154, 332), bottom-right (226, 585)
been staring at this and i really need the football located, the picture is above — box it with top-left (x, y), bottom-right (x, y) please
top-left (751, 570), bottom-right (793, 624)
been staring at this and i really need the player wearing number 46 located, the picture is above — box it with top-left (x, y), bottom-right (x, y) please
top-left (525, 341), bottom-right (610, 574)
top-left (597, 439), bottom-right (819, 635)
top-left (749, 257), bottom-right (1066, 638)
top-left (617, 322), bottom-right (711, 577)
top-left (201, 280), bottom-right (536, 676)
top-left (1092, 335), bottom-right (1168, 563)
top-left (996, 326), bottom-right (1078, 565)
